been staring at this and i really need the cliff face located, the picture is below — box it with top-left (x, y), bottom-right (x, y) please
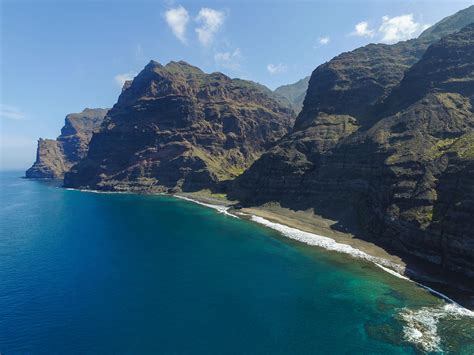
top-left (64, 61), bottom-right (295, 192)
top-left (26, 108), bottom-right (108, 178)
top-left (231, 20), bottom-right (474, 277)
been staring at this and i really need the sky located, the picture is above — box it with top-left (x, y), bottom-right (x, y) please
top-left (1, 0), bottom-right (473, 170)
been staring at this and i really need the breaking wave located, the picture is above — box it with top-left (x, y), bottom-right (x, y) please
top-left (249, 215), bottom-right (403, 272)
top-left (399, 303), bottom-right (474, 352)
top-left (64, 187), bottom-right (132, 194)
top-left (174, 195), bottom-right (237, 218)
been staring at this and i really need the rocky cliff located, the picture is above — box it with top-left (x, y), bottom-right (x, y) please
top-left (231, 19), bottom-right (474, 278)
top-left (64, 61), bottom-right (295, 192)
top-left (26, 108), bottom-right (108, 178)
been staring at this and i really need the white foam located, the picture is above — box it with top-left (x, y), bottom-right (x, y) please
top-left (375, 263), bottom-right (411, 281)
top-left (400, 306), bottom-right (442, 352)
top-left (250, 215), bottom-right (402, 271)
top-left (377, 251), bottom-right (474, 351)
top-left (64, 187), bottom-right (129, 194)
top-left (399, 303), bottom-right (474, 352)
top-left (174, 195), bottom-right (237, 218)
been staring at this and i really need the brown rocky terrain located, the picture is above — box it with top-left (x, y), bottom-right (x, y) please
top-left (64, 61), bottom-right (295, 192)
top-left (26, 108), bottom-right (108, 178)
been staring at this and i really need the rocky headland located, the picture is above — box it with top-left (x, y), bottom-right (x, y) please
top-left (26, 108), bottom-right (108, 178)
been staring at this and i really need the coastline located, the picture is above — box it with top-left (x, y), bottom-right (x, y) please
top-left (54, 185), bottom-right (474, 310)
top-left (174, 191), bottom-right (474, 352)
top-left (19, 179), bottom-right (474, 352)
top-left (175, 191), bottom-right (474, 311)
top-left (59, 185), bottom-right (474, 311)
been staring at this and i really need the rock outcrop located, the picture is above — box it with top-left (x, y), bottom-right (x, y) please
top-left (26, 108), bottom-right (108, 178)
top-left (231, 19), bottom-right (474, 278)
top-left (64, 61), bottom-right (295, 192)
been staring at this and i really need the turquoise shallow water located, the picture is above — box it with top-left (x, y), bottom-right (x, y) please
top-left (0, 171), bottom-right (473, 354)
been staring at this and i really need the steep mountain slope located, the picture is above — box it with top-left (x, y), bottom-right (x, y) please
top-left (274, 76), bottom-right (310, 113)
top-left (64, 61), bottom-right (295, 192)
top-left (26, 108), bottom-right (108, 178)
top-left (231, 20), bottom-right (474, 277)
top-left (294, 5), bottom-right (473, 131)
top-left (418, 4), bottom-right (474, 42)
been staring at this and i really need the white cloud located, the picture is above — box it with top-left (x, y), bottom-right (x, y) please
top-left (267, 63), bottom-right (287, 75)
top-left (114, 72), bottom-right (137, 87)
top-left (195, 8), bottom-right (225, 46)
top-left (379, 14), bottom-right (427, 43)
top-left (164, 6), bottom-right (190, 43)
top-left (351, 21), bottom-right (375, 37)
top-left (318, 36), bottom-right (330, 45)
top-left (214, 48), bottom-right (243, 70)
top-left (0, 105), bottom-right (26, 121)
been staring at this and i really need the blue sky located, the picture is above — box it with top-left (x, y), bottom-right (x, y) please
top-left (1, 0), bottom-right (473, 169)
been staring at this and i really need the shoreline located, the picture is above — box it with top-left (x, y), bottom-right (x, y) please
top-left (22, 180), bottom-right (474, 352)
top-left (59, 185), bottom-right (474, 311)
top-left (175, 191), bottom-right (474, 352)
top-left (174, 191), bottom-right (474, 312)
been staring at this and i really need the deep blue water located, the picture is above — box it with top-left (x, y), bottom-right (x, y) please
top-left (0, 171), bottom-right (473, 354)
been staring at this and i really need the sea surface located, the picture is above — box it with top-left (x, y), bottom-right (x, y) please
top-left (0, 171), bottom-right (473, 354)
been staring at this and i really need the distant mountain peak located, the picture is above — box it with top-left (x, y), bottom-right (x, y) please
top-left (274, 76), bottom-right (310, 114)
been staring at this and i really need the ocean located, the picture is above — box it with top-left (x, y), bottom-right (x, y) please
top-left (0, 171), bottom-right (473, 354)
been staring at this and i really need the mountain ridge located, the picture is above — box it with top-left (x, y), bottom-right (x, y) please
top-left (64, 60), bottom-right (295, 192)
